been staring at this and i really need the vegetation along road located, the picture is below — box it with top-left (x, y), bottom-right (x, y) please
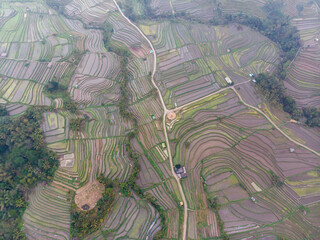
top-left (113, 1), bottom-right (189, 239)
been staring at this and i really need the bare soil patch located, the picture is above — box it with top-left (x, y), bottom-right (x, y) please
top-left (74, 180), bottom-right (104, 211)
top-left (167, 111), bottom-right (176, 120)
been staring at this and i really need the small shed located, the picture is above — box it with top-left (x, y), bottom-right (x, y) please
top-left (81, 204), bottom-right (90, 210)
top-left (175, 166), bottom-right (188, 178)
top-left (225, 77), bottom-right (232, 85)
top-left (289, 148), bottom-right (295, 153)
top-left (251, 196), bottom-right (256, 202)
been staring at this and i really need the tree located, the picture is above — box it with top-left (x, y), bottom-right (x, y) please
top-left (175, 164), bottom-right (181, 169)
top-left (296, 4), bottom-right (304, 13)
top-left (269, 170), bottom-right (284, 187)
top-left (69, 118), bottom-right (83, 131)
top-left (282, 96), bottom-right (297, 115)
top-left (0, 105), bottom-right (7, 117)
top-left (0, 107), bottom-right (58, 239)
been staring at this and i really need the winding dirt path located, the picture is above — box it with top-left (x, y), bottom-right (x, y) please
top-left (172, 80), bottom-right (319, 157)
top-left (231, 87), bottom-right (320, 157)
top-left (112, 1), bottom-right (188, 239)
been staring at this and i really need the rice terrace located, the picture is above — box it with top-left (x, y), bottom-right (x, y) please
top-left (0, 0), bottom-right (320, 239)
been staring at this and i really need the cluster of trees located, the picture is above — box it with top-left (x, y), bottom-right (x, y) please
top-left (269, 170), bottom-right (284, 187)
top-left (102, 22), bottom-right (114, 48)
top-left (133, 0), bottom-right (320, 128)
top-left (69, 118), bottom-right (84, 131)
top-left (45, 0), bottom-right (71, 14)
top-left (221, 2), bottom-right (319, 127)
top-left (102, 36), bottom-right (168, 238)
top-left (102, 21), bottom-right (131, 58)
top-left (44, 79), bottom-right (78, 113)
top-left (70, 176), bottom-right (117, 238)
top-left (256, 73), bottom-right (296, 115)
top-left (70, 49), bottom-right (85, 66)
top-left (102, 20), bottom-right (132, 117)
top-left (207, 197), bottom-right (229, 239)
top-left (0, 105), bottom-right (7, 117)
top-left (123, 130), bottom-right (168, 240)
top-left (118, 0), bottom-right (155, 22)
top-left (0, 107), bottom-right (59, 239)
top-left (256, 73), bottom-right (320, 126)
top-left (118, 57), bottom-right (133, 118)
top-left (203, 176), bottom-right (229, 239)
top-left (211, 1), bottom-right (300, 71)
top-left (302, 107), bottom-right (320, 127)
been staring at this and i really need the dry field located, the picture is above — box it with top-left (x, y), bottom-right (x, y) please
top-left (74, 180), bottom-right (104, 211)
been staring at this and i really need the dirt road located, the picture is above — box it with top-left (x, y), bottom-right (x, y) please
top-left (112, 1), bottom-right (189, 239)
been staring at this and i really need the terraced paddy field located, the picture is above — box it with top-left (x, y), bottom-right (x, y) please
top-left (149, 0), bottom-right (268, 20)
top-left (140, 21), bottom-right (279, 108)
top-left (86, 196), bottom-right (162, 239)
top-left (1, 0), bottom-right (319, 239)
top-left (283, 0), bottom-right (320, 17)
top-left (64, 0), bottom-right (116, 24)
top-left (168, 89), bottom-right (320, 239)
top-left (0, 0), bottom-right (164, 238)
top-left (285, 45), bottom-right (320, 108)
top-left (284, 17), bottom-right (320, 108)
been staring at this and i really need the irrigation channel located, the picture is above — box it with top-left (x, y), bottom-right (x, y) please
top-left (112, 1), bottom-right (188, 239)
